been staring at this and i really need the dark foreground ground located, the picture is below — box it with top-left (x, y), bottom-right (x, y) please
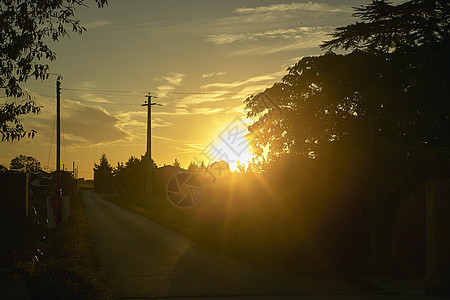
top-left (82, 191), bottom-right (448, 300)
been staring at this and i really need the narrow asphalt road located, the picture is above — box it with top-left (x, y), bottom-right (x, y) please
top-left (82, 190), bottom-right (400, 300)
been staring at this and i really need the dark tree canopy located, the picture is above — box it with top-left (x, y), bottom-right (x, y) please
top-left (93, 153), bottom-right (113, 192)
top-left (245, 0), bottom-right (449, 179)
top-left (0, 95), bottom-right (40, 141)
top-left (187, 161), bottom-right (199, 172)
top-left (320, 0), bottom-right (450, 53)
top-left (246, 46), bottom-right (449, 159)
top-left (10, 154), bottom-right (41, 172)
top-left (112, 155), bottom-right (157, 194)
top-left (0, 0), bottom-right (108, 97)
top-left (0, 0), bottom-right (107, 142)
top-left (173, 158), bottom-right (181, 170)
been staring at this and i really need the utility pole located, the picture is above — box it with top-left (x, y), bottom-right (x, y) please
top-left (56, 78), bottom-right (61, 175)
top-left (142, 93), bottom-right (162, 206)
top-left (50, 75), bottom-right (63, 226)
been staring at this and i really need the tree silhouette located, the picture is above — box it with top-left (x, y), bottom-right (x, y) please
top-left (245, 0), bottom-right (449, 167)
top-left (112, 155), bottom-right (157, 195)
top-left (321, 0), bottom-right (449, 53)
top-left (173, 158), bottom-right (181, 170)
top-left (0, 95), bottom-right (40, 141)
top-left (93, 153), bottom-right (113, 193)
top-left (10, 154), bottom-right (41, 172)
top-left (124, 155), bottom-right (145, 194)
top-left (0, 0), bottom-right (107, 142)
top-left (243, 2), bottom-right (450, 274)
top-left (188, 161), bottom-right (199, 172)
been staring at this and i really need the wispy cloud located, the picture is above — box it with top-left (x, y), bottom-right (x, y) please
top-left (201, 1), bottom-right (351, 57)
top-left (201, 74), bottom-right (280, 90)
top-left (176, 93), bottom-right (228, 106)
top-left (115, 111), bottom-right (172, 142)
top-left (156, 85), bottom-right (176, 92)
top-left (79, 94), bottom-right (113, 104)
top-left (123, 20), bottom-right (172, 29)
top-left (22, 93), bottom-right (129, 148)
top-left (155, 72), bottom-right (186, 97)
top-left (152, 117), bottom-right (173, 128)
top-left (168, 71), bottom-right (284, 107)
top-left (22, 95), bottom-right (131, 148)
top-left (203, 72), bottom-right (227, 78)
top-left (230, 36), bottom-right (328, 57)
top-left (206, 26), bottom-right (330, 45)
top-left (61, 100), bottom-right (130, 146)
top-left (159, 72), bottom-right (185, 86)
top-left (190, 107), bottom-right (227, 115)
top-left (235, 2), bottom-right (351, 14)
top-left (153, 135), bottom-right (179, 143)
top-left (83, 19), bottom-right (115, 29)
top-left (184, 143), bottom-right (205, 151)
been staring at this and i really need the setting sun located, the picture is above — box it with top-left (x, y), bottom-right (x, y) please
top-left (210, 136), bottom-right (253, 171)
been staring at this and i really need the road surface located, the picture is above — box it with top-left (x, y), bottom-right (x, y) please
top-left (81, 191), bottom-right (408, 300)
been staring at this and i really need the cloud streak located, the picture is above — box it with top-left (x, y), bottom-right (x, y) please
top-left (61, 100), bottom-right (130, 146)
top-left (235, 2), bottom-right (351, 14)
top-left (83, 19), bottom-right (115, 29)
top-left (160, 72), bottom-right (185, 86)
top-left (206, 26), bottom-right (331, 45)
top-left (203, 72), bottom-right (227, 78)
top-left (155, 71), bottom-right (186, 97)
top-left (201, 74), bottom-right (281, 90)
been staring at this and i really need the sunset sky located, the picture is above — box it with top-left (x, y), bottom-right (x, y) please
top-left (0, 0), bottom-right (384, 179)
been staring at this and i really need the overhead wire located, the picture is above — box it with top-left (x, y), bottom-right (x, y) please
top-left (12, 81), bottom-right (249, 176)
top-left (46, 116), bottom-right (56, 172)
top-left (16, 81), bottom-right (244, 168)
top-left (60, 104), bottom-right (68, 171)
top-left (23, 82), bottom-right (235, 96)
top-left (19, 82), bottom-right (247, 120)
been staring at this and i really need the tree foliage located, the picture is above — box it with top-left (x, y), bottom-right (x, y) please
top-left (245, 0), bottom-right (450, 170)
top-left (112, 155), bottom-right (157, 195)
top-left (93, 153), bottom-right (113, 192)
top-left (320, 0), bottom-right (450, 53)
top-left (0, 94), bottom-right (40, 141)
top-left (187, 161), bottom-right (199, 172)
top-left (246, 46), bottom-right (449, 160)
top-left (173, 158), bottom-right (181, 170)
top-left (0, 0), bottom-right (108, 97)
top-left (0, 0), bottom-right (107, 142)
top-left (10, 154), bottom-right (41, 172)
top-left (242, 1), bottom-right (450, 273)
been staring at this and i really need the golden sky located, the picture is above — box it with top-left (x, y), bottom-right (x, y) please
top-left (0, 0), bottom-right (379, 179)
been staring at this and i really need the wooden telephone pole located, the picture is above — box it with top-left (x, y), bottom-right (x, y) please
top-left (56, 78), bottom-right (61, 175)
top-left (142, 93), bottom-right (162, 206)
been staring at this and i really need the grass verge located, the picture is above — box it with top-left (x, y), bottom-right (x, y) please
top-left (16, 191), bottom-right (111, 299)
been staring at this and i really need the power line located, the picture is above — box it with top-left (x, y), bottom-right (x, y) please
top-left (60, 105), bottom-right (68, 171)
top-left (23, 82), bottom-right (233, 96)
top-left (72, 99), bottom-right (141, 106)
top-left (64, 87), bottom-right (145, 94)
top-left (46, 117), bottom-right (56, 171)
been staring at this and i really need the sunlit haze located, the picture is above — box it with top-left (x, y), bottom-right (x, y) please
top-left (0, 1), bottom-right (369, 178)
